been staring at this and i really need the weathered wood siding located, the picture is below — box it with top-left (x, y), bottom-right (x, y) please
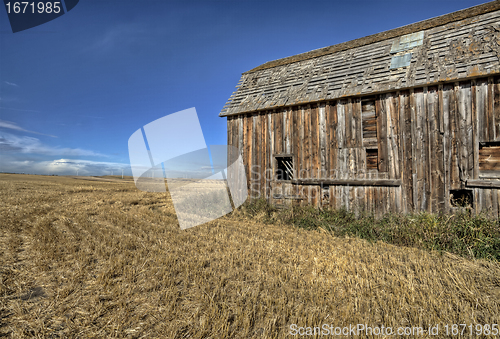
top-left (227, 75), bottom-right (500, 216)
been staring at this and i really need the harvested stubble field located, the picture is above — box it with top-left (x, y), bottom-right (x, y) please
top-left (0, 174), bottom-right (499, 338)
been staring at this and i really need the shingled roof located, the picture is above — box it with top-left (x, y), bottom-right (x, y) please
top-left (220, 1), bottom-right (500, 117)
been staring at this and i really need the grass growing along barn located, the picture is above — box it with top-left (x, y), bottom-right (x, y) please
top-left (1, 174), bottom-right (499, 338)
top-left (238, 199), bottom-right (500, 262)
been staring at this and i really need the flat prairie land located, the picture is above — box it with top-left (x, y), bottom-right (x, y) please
top-left (0, 174), bottom-right (499, 338)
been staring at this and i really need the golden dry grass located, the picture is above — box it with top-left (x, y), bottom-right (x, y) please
top-left (0, 174), bottom-right (499, 338)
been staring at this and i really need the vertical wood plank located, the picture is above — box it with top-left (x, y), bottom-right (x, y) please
top-left (376, 95), bottom-right (388, 173)
top-left (292, 106), bottom-right (299, 181)
top-left (465, 82), bottom-right (474, 180)
top-left (485, 188), bottom-right (493, 217)
top-left (428, 86), bottom-right (444, 213)
top-left (458, 82), bottom-right (469, 182)
top-left (401, 90), bottom-right (414, 212)
top-left (414, 88), bottom-right (427, 211)
top-left (388, 92), bottom-right (401, 180)
top-left (299, 107), bottom-right (305, 179)
top-left (428, 86), bottom-right (437, 213)
top-left (252, 114), bottom-right (258, 198)
top-left (472, 80), bottom-right (480, 180)
top-left (247, 114), bottom-right (253, 198)
top-left (242, 115), bottom-right (248, 191)
top-left (283, 109), bottom-right (289, 154)
top-left (310, 105), bottom-right (320, 179)
top-left (266, 114), bottom-right (272, 200)
top-left (319, 103), bottom-right (327, 179)
top-left (410, 89), bottom-right (418, 212)
top-left (254, 113), bottom-right (261, 197)
top-left (353, 98), bottom-right (362, 147)
top-left (385, 94), bottom-right (395, 180)
top-left (266, 112), bottom-right (275, 201)
top-left (329, 185), bottom-right (335, 209)
top-left (345, 99), bottom-right (353, 148)
top-left (437, 84), bottom-right (445, 213)
top-left (304, 105), bottom-right (311, 181)
top-left (227, 116), bottom-right (233, 147)
top-left (488, 77), bottom-right (495, 141)
top-left (337, 100), bottom-right (345, 150)
top-left (261, 113), bottom-right (267, 199)
top-left (227, 117), bottom-right (234, 190)
top-left (476, 79), bottom-right (485, 142)
top-left (450, 83), bottom-right (461, 189)
top-left (494, 76), bottom-right (500, 141)
top-left (329, 102), bottom-right (339, 178)
top-left (442, 85), bottom-right (452, 213)
top-left (424, 87), bottom-right (432, 212)
top-left (492, 188), bottom-right (499, 218)
top-left (275, 109), bottom-right (283, 155)
top-left (312, 186), bottom-right (319, 208)
top-left (238, 116), bottom-right (244, 154)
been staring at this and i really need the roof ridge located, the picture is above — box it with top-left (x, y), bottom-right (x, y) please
top-left (244, 0), bottom-right (500, 74)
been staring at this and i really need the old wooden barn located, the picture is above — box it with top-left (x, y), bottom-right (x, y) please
top-left (221, 1), bottom-right (500, 216)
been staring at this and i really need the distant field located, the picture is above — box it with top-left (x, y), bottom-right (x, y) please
top-left (1, 174), bottom-right (499, 338)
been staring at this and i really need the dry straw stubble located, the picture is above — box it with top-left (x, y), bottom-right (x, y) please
top-left (0, 174), bottom-right (499, 338)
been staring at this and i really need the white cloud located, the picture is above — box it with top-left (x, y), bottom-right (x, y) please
top-left (4, 81), bottom-right (19, 87)
top-left (0, 155), bottom-right (130, 176)
top-left (0, 132), bottom-right (106, 157)
top-left (0, 119), bottom-right (56, 137)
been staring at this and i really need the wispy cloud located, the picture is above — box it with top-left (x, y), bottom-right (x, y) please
top-left (0, 106), bottom-right (40, 113)
top-left (86, 24), bottom-right (147, 54)
top-left (0, 155), bottom-right (130, 176)
top-left (4, 81), bottom-right (19, 87)
top-left (77, 115), bottom-right (105, 119)
top-left (0, 97), bottom-right (18, 103)
top-left (0, 132), bottom-right (106, 157)
top-left (0, 119), bottom-right (56, 137)
top-left (44, 159), bottom-right (129, 175)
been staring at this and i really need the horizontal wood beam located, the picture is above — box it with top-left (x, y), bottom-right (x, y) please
top-left (466, 179), bottom-right (500, 188)
top-left (290, 178), bottom-right (401, 186)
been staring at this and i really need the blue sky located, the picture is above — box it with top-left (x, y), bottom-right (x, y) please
top-left (0, 0), bottom-right (489, 176)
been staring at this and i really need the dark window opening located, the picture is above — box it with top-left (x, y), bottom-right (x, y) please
top-left (450, 190), bottom-right (473, 208)
top-left (321, 185), bottom-right (330, 205)
top-left (276, 156), bottom-right (293, 181)
top-left (366, 149), bottom-right (378, 170)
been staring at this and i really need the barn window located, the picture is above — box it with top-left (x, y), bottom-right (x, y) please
top-left (366, 149), bottom-right (378, 170)
top-left (390, 31), bottom-right (424, 53)
top-left (390, 53), bottom-right (412, 69)
top-left (479, 142), bottom-right (500, 178)
top-left (450, 190), bottom-right (473, 208)
top-left (275, 155), bottom-right (293, 181)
